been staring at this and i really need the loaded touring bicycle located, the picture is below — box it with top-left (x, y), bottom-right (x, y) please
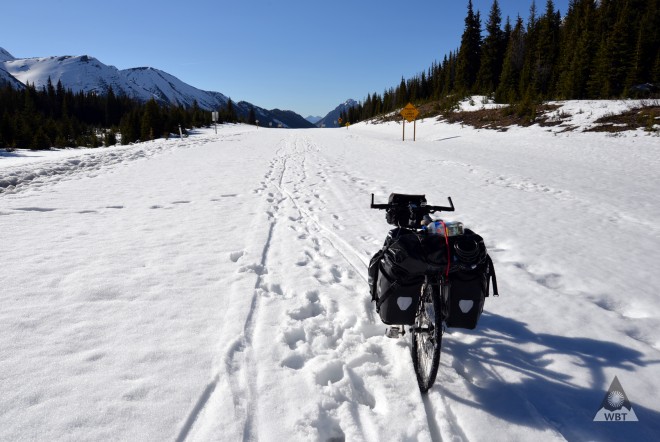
top-left (368, 193), bottom-right (499, 392)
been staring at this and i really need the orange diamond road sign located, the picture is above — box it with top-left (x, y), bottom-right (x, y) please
top-left (400, 103), bottom-right (419, 122)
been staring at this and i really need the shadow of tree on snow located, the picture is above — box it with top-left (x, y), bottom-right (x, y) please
top-left (438, 312), bottom-right (660, 441)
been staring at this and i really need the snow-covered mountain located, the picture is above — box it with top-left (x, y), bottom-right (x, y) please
top-left (2, 52), bottom-right (229, 109)
top-left (316, 99), bottom-right (359, 127)
top-left (120, 66), bottom-right (229, 109)
top-left (0, 66), bottom-right (23, 89)
top-left (0, 48), bottom-right (23, 88)
top-left (305, 115), bottom-right (322, 124)
top-left (0, 47), bottom-right (312, 128)
top-left (0, 47), bottom-right (16, 62)
top-left (5, 54), bottom-right (131, 95)
top-left (1, 52), bottom-right (228, 109)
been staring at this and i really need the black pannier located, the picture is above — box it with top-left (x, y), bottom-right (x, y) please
top-left (375, 258), bottom-right (425, 325)
top-left (446, 265), bottom-right (488, 329)
top-left (445, 230), bottom-right (497, 329)
top-left (369, 228), bottom-right (449, 325)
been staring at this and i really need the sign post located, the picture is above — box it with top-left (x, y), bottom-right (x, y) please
top-left (211, 111), bottom-right (219, 134)
top-left (399, 103), bottom-right (419, 141)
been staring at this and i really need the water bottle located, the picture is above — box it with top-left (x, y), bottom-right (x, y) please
top-left (425, 220), bottom-right (464, 236)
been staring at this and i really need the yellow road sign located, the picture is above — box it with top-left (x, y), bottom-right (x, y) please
top-left (400, 103), bottom-right (419, 122)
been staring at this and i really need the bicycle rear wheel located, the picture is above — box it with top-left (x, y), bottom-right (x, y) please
top-left (411, 280), bottom-right (443, 393)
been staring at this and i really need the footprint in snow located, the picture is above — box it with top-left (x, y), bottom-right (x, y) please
top-left (229, 250), bottom-right (245, 263)
top-left (281, 354), bottom-right (305, 370)
top-left (288, 291), bottom-right (323, 321)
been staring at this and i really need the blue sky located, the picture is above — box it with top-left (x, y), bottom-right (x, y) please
top-left (2, 0), bottom-right (569, 118)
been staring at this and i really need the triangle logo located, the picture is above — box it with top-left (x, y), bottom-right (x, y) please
top-left (593, 376), bottom-right (639, 422)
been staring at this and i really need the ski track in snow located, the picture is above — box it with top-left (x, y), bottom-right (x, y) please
top-left (2, 119), bottom-right (660, 442)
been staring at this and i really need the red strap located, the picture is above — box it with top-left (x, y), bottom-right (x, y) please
top-left (439, 221), bottom-right (451, 277)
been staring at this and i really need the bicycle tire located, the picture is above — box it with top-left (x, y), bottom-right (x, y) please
top-left (411, 280), bottom-right (443, 393)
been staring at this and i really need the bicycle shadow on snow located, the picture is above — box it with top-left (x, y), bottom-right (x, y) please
top-left (438, 312), bottom-right (660, 441)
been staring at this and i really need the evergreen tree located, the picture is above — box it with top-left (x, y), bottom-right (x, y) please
top-left (397, 77), bottom-right (408, 106)
top-left (442, 51), bottom-right (457, 96)
top-left (476, 0), bottom-right (506, 94)
top-left (141, 98), bottom-right (161, 140)
top-left (502, 15), bottom-right (512, 50)
top-left (455, 0), bottom-right (482, 94)
top-left (557, 0), bottom-right (596, 98)
top-left (588, 0), bottom-right (618, 97)
top-left (222, 98), bottom-right (237, 123)
top-left (31, 127), bottom-right (52, 150)
top-left (104, 129), bottom-right (117, 146)
top-left (604, 1), bottom-right (636, 96)
top-left (626, 0), bottom-right (660, 90)
top-left (496, 15), bottom-right (526, 102)
top-left (531, 0), bottom-right (561, 97)
top-left (519, 0), bottom-right (539, 97)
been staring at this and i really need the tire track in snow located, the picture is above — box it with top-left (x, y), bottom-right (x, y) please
top-left (218, 152), bottom-right (287, 441)
top-left (175, 143), bottom-right (287, 442)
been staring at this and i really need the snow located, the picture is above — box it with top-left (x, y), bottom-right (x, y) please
top-left (1, 107), bottom-right (659, 441)
top-left (0, 47), bottom-right (16, 62)
top-left (4, 55), bottom-right (129, 96)
top-left (121, 67), bottom-right (228, 109)
top-left (1, 55), bottom-right (228, 110)
top-left (546, 99), bottom-right (660, 131)
top-left (457, 95), bottom-right (506, 112)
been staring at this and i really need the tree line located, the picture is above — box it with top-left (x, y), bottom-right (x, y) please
top-left (341, 0), bottom-right (660, 124)
top-left (0, 79), bottom-right (243, 150)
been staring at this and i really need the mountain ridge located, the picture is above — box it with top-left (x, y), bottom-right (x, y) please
top-left (0, 47), bottom-right (312, 128)
top-left (316, 99), bottom-right (358, 128)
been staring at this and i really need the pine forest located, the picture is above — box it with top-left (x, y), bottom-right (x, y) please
top-left (341, 0), bottom-right (659, 124)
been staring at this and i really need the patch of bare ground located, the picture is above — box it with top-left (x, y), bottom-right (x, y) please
top-left (368, 100), bottom-right (659, 133)
top-left (584, 106), bottom-right (660, 133)
top-left (438, 104), bottom-right (566, 131)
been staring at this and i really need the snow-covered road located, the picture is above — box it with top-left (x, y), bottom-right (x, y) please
top-left (2, 117), bottom-right (659, 441)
